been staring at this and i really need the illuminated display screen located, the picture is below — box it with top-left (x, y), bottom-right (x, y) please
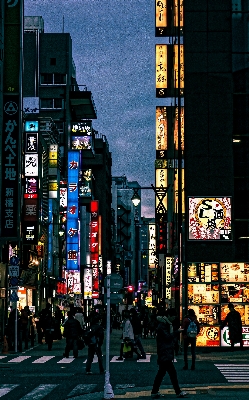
top-left (189, 305), bottom-right (219, 325)
top-left (71, 136), bottom-right (92, 150)
top-left (188, 197), bottom-right (232, 240)
top-left (188, 284), bottom-right (219, 304)
top-left (221, 284), bottom-right (249, 303)
top-left (196, 326), bottom-right (220, 347)
top-left (220, 262), bottom-right (249, 282)
top-left (71, 121), bottom-right (92, 135)
top-left (66, 151), bottom-right (79, 270)
top-left (188, 263), bottom-right (219, 283)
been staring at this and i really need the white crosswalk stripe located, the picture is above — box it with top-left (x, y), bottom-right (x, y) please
top-left (137, 354), bottom-right (151, 362)
top-left (32, 356), bottom-right (55, 364)
top-left (83, 354), bottom-right (99, 363)
top-left (19, 384), bottom-right (58, 399)
top-left (67, 384), bottom-right (97, 397)
top-left (0, 356), bottom-right (7, 361)
top-left (0, 384), bottom-right (19, 398)
top-left (215, 364), bottom-right (249, 382)
top-left (8, 356), bottom-right (31, 363)
top-left (57, 356), bottom-right (75, 364)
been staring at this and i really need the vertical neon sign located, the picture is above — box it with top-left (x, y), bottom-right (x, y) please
top-left (66, 151), bottom-right (79, 270)
top-left (90, 200), bottom-right (99, 298)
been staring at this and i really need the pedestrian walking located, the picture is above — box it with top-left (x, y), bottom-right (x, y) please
top-left (63, 311), bottom-right (82, 358)
top-left (151, 309), bottom-right (187, 399)
top-left (85, 315), bottom-right (105, 374)
top-left (168, 308), bottom-right (181, 356)
top-left (129, 308), bottom-right (146, 359)
top-left (116, 310), bottom-right (142, 361)
top-left (20, 306), bottom-right (31, 349)
top-left (74, 307), bottom-right (85, 330)
top-left (221, 303), bottom-right (243, 350)
top-left (182, 308), bottom-right (200, 370)
top-left (54, 306), bottom-right (63, 340)
top-left (40, 303), bottom-right (55, 351)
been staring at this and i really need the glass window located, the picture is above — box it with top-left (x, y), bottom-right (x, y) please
top-left (40, 73), bottom-right (53, 84)
top-left (54, 73), bottom-right (66, 84)
top-left (40, 98), bottom-right (53, 109)
top-left (54, 98), bottom-right (63, 108)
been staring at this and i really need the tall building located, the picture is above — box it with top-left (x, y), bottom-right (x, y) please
top-left (155, 0), bottom-right (249, 348)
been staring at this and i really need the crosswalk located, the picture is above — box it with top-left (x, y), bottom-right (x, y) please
top-left (215, 364), bottom-right (249, 382)
top-left (0, 384), bottom-right (98, 399)
top-left (0, 354), bottom-right (152, 364)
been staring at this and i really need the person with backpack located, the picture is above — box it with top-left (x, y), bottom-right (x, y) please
top-left (151, 309), bottom-right (187, 399)
top-left (182, 308), bottom-right (200, 370)
top-left (221, 303), bottom-right (243, 351)
top-left (116, 310), bottom-right (142, 361)
top-left (85, 315), bottom-right (105, 374)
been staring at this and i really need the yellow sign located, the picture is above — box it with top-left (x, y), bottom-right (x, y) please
top-left (156, 106), bottom-right (167, 151)
top-left (156, 45), bottom-right (167, 89)
top-left (156, 0), bottom-right (167, 28)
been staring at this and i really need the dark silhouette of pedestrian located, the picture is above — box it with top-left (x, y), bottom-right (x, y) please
top-left (168, 308), bottom-right (181, 356)
top-left (221, 303), bottom-right (243, 350)
top-left (20, 306), bottom-right (31, 349)
top-left (85, 315), bottom-right (105, 374)
top-left (54, 306), bottom-right (63, 340)
top-left (129, 308), bottom-right (146, 359)
top-left (151, 309), bottom-right (187, 399)
top-left (63, 311), bottom-right (82, 358)
top-left (182, 308), bottom-right (200, 370)
top-left (40, 303), bottom-right (54, 350)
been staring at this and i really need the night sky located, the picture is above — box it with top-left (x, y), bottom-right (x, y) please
top-left (24, 0), bottom-right (158, 217)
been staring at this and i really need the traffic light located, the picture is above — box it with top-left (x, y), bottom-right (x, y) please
top-left (126, 285), bottom-right (134, 305)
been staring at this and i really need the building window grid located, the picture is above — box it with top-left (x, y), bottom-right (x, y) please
top-left (40, 73), bottom-right (67, 85)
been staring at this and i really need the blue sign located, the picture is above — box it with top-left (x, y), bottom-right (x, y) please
top-left (9, 256), bottom-right (19, 266)
top-left (24, 121), bottom-right (39, 132)
top-left (66, 151), bottom-right (80, 270)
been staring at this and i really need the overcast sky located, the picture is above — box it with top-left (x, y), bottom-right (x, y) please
top-left (24, 0), bottom-right (157, 217)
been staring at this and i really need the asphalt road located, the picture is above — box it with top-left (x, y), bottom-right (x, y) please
top-left (0, 329), bottom-right (249, 400)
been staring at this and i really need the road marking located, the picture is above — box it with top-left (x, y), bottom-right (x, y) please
top-left (0, 357), bottom-right (7, 360)
top-left (83, 355), bottom-right (99, 363)
top-left (215, 363), bottom-right (249, 383)
top-left (137, 355), bottom-right (151, 362)
top-left (8, 356), bottom-right (31, 363)
top-left (19, 384), bottom-right (58, 399)
top-left (110, 356), bottom-right (124, 362)
top-left (57, 356), bottom-right (75, 364)
top-left (0, 385), bottom-right (19, 397)
top-left (67, 384), bottom-right (97, 397)
top-left (32, 356), bottom-right (55, 364)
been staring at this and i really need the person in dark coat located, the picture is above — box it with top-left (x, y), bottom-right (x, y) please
top-left (221, 303), bottom-right (243, 350)
top-left (182, 308), bottom-right (200, 370)
top-left (63, 311), bottom-right (82, 358)
top-left (168, 308), bottom-right (180, 356)
top-left (40, 303), bottom-right (55, 350)
top-left (85, 315), bottom-right (105, 374)
top-left (151, 310), bottom-right (187, 399)
top-left (129, 308), bottom-right (146, 359)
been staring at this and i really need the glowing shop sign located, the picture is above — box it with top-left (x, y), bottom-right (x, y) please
top-left (188, 197), bottom-right (232, 240)
top-left (156, 106), bottom-right (167, 151)
top-left (66, 151), bottom-right (79, 270)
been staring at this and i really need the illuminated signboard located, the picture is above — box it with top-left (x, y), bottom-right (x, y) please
top-left (221, 304), bottom-right (249, 325)
top-left (25, 132), bottom-right (38, 153)
top-left (165, 257), bottom-right (172, 299)
top-left (188, 263), bottom-right (219, 283)
top-left (47, 199), bottom-right (53, 272)
top-left (174, 107), bottom-right (184, 151)
top-left (188, 283), bottom-right (219, 304)
top-left (71, 121), bottom-right (92, 135)
top-left (65, 271), bottom-right (81, 294)
top-left (220, 262), bottom-right (249, 282)
top-left (49, 144), bottom-right (58, 168)
top-left (23, 222), bottom-right (37, 244)
top-left (221, 326), bottom-right (249, 347)
top-left (90, 200), bottom-right (99, 298)
top-left (156, 44), bottom-right (167, 97)
top-left (190, 305), bottom-right (219, 325)
top-left (149, 223), bottom-right (156, 268)
top-left (24, 154), bottom-right (39, 176)
top-left (174, 44), bottom-right (184, 89)
top-left (49, 179), bottom-right (58, 199)
top-left (24, 121), bottom-right (39, 132)
top-left (25, 177), bottom-right (38, 194)
top-left (156, 106), bottom-right (167, 151)
top-left (221, 283), bottom-right (249, 303)
top-left (84, 267), bottom-right (92, 299)
top-left (66, 151), bottom-right (79, 270)
top-left (60, 181), bottom-right (67, 208)
top-left (188, 197), bottom-right (232, 240)
top-left (23, 198), bottom-right (38, 221)
top-left (155, 169), bottom-right (167, 213)
top-left (72, 136), bottom-right (92, 150)
top-left (196, 326), bottom-right (220, 347)
top-left (173, 0), bottom-right (184, 27)
top-left (79, 169), bottom-right (92, 197)
top-left (155, 0), bottom-right (167, 36)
